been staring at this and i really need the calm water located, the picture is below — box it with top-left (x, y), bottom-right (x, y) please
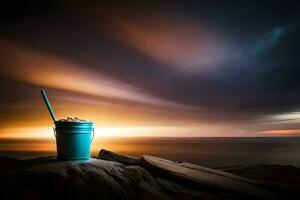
top-left (0, 137), bottom-right (300, 168)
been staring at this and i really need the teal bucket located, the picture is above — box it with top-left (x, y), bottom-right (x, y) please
top-left (54, 121), bottom-right (94, 160)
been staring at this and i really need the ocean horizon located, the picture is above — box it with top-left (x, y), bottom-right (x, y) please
top-left (1, 136), bottom-right (300, 168)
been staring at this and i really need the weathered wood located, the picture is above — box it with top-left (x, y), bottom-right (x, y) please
top-left (141, 155), bottom-right (275, 199)
top-left (177, 161), bottom-right (290, 191)
top-left (176, 161), bottom-right (263, 185)
top-left (98, 149), bottom-right (140, 165)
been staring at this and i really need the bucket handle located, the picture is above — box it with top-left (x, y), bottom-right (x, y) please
top-left (52, 127), bottom-right (95, 143)
top-left (53, 127), bottom-right (56, 138)
top-left (91, 128), bottom-right (95, 143)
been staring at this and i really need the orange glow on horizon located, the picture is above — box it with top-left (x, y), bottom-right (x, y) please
top-left (258, 129), bottom-right (300, 135)
top-left (0, 126), bottom-right (206, 139)
top-left (0, 124), bottom-right (237, 139)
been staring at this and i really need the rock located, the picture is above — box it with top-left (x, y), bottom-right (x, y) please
top-left (0, 156), bottom-right (23, 172)
top-left (1, 151), bottom-right (298, 200)
top-left (138, 181), bottom-right (171, 200)
top-left (226, 165), bottom-right (300, 200)
top-left (157, 178), bottom-right (219, 200)
top-left (141, 155), bottom-right (275, 199)
top-left (224, 165), bottom-right (300, 185)
top-left (0, 158), bottom-right (164, 200)
top-left (125, 165), bottom-right (159, 187)
top-left (98, 149), bottom-right (141, 165)
top-left (125, 166), bottom-right (170, 200)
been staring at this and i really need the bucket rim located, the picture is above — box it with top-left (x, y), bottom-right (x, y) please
top-left (54, 121), bottom-right (93, 125)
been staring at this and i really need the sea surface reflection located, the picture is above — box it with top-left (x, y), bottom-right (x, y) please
top-left (1, 137), bottom-right (300, 167)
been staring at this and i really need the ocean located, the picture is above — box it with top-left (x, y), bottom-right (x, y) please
top-left (1, 137), bottom-right (300, 168)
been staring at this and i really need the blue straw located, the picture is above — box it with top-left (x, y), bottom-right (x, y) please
top-left (40, 89), bottom-right (57, 122)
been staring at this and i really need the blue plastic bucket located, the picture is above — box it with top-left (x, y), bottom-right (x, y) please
top-left (54, 121), bottom-right (94, 160)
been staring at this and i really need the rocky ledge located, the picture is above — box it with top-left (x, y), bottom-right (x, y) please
top-left (0, 149), bottom-right (299, 200)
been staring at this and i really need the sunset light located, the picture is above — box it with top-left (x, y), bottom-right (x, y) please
top-left (258, 129), bottom-right (300, 135)
top-left (1, 1), bottom-right (300, 199)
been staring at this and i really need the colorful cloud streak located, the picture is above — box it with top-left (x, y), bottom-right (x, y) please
top-left (85, 8), bottom-right (227, 73)
top-left (0, 39), bottom-right (185, 108)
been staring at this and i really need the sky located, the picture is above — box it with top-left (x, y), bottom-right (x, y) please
top-left (0, 0), bottom-right (300, 138)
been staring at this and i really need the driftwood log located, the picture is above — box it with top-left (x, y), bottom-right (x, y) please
top-left (98, 149), bottom-right (141, 165)
top-left (140, 155), bottom-right (275, 199)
